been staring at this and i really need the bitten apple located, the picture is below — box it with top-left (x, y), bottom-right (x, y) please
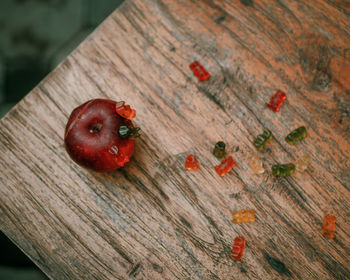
top-left (64, 99), bottom-right (140, 171)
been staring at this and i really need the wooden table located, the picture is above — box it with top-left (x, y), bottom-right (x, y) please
top-left (1, 0), bottom-right (349, 279)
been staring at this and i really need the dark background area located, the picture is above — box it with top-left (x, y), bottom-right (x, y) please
top-left (0, 0), bottom-right (124, 279)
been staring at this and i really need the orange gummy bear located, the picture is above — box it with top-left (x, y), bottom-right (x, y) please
top-left (115, 101), bottom-right (136, 120)
top-left (215, 156), bottom-right (236, 176)
top-left (185, 154), bottom-right (198, 170)
top-left (322, 214), bottom-right (336, 239)
top-left (232, 209), bottom-right (255, 223)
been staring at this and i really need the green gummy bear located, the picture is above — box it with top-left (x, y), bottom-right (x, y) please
top-left (272, 163), bottom-right (295, 177)
top-left (286, 126), bottom-right (307, 144)
top-left (253, 128), bottom-right (272, 150)
top-left (213, 141), bottom-right (226, 158)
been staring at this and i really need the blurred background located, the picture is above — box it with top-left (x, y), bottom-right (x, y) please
top-left (0, 0), bottom-right (124, 279)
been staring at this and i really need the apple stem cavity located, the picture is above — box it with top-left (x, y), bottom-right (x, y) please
top-left (119, 125), bottom-right (141, 139)
top-left (89, 122), bottom-right (103, 134)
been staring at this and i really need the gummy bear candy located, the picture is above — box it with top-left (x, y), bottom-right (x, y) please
top-left (189, 61), bottom-right (210, 81)
top-left (267, 90), bottom-right (286, 112)
top-left (230, 236), bottom-right (246, 260)
top-left (295, 154), bottom-right (310, 172)
top-left (185, 154), bottom-right (198, 170)
top-left (213, 141), bottom-right (226, 158)
top-left (253, 128), bottom-right (272, 150)
top-left (232, 209), bottom-right (255, 223)
top-left (119, 126), bottom-right (140, 139)
top-left (286, 126), bottom-right (307, 145)
top-left (249, 154), bottom-right (265, 174)
top-left (215, 156), bottom-right (236, 176)
top-left (322, 214), bottom-right (336, 239)
top-left (272, 163), bottom-right (295, 177)
top-left (116, 101), bottom-right (136, 120)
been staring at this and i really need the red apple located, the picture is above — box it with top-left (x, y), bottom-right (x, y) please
top-left (64, 99), bottom-right (140, 171)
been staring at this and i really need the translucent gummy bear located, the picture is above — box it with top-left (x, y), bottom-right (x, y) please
top-left (295, 154), bottom-right (310, 172)
top-left (249, 154), bottom-right (265, 174)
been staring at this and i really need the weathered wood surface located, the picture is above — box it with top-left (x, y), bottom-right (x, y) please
top-left (1, 0), bottom-right (349, 279)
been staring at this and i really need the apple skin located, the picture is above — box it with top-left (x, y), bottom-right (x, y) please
top-left (64, 99), bottom-right (135, 171)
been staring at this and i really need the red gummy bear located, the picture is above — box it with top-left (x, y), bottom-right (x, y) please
top-left (185, 154), bottom-right (198, 170)
top-left (230, 236), bottom-right (246, 260)
top-left (189, 61), bottom-right (210, 81)
top-left (267, 90), bottom-right (286, 112)
top-left (215, 156), bottom-right (236, 176)
top-left (116, 101), bottom-right (136, 120)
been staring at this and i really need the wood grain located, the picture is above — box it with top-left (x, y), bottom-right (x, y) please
top-left (1, 0), bottom-right (349, 279)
